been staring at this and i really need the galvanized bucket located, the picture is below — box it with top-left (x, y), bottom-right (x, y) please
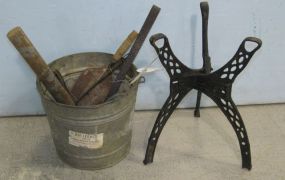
top-left (37, 52), bottom-right (139, 170)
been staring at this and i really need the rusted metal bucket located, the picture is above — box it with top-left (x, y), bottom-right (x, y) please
top-left (37, 52), bottom-right (138, 170)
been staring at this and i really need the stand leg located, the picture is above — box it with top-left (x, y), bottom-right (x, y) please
top-left (144, 89), bottom-right (191, 164)
top-left (194, 91), bottom-right (202, 117)
top-left (213, 96), bottom-right (252, 170)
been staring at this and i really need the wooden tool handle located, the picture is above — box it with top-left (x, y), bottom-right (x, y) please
top-left (113, 31), bottom-right (138, 61)
top-left (7, 27), bottom-right (50, 78)
top-left (7, 27), bottom-right (75, 105)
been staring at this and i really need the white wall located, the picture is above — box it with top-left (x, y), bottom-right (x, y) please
top-left (0, 0), bottom-right (284, 116)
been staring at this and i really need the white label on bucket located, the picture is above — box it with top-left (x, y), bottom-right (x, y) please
top-left (68, 130), bottom-right (103, 149)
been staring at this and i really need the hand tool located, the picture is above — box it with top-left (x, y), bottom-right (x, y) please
top-left (7, 27), bottom-right (75, 105)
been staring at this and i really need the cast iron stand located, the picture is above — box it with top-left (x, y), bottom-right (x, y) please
top-left (143, 2), bottom-right (262, 170)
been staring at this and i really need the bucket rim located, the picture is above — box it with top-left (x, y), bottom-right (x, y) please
top-left (36, 51), bottom-right (138, 109)
top-left (37, 80), bottom-right (138, 109)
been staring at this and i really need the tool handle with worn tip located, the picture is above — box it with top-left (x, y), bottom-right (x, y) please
top-left (7, 27), bottom-right (75, 105)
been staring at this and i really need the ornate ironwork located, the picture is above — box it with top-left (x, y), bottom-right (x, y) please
top-left (143, 2), bottom-right (262, 170)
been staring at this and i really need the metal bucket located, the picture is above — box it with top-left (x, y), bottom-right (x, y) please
top-left (37, 52), bottom-right (139, 170)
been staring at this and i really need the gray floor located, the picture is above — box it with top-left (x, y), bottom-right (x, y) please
top-left (0, 104), bottom-right (284, 180)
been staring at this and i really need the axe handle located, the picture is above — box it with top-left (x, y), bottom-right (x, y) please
top-left (7, 27), bottom-right (75, 105)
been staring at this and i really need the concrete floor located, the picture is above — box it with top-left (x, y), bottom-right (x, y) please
top-left (0, 104), bottom-right (284, 180)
